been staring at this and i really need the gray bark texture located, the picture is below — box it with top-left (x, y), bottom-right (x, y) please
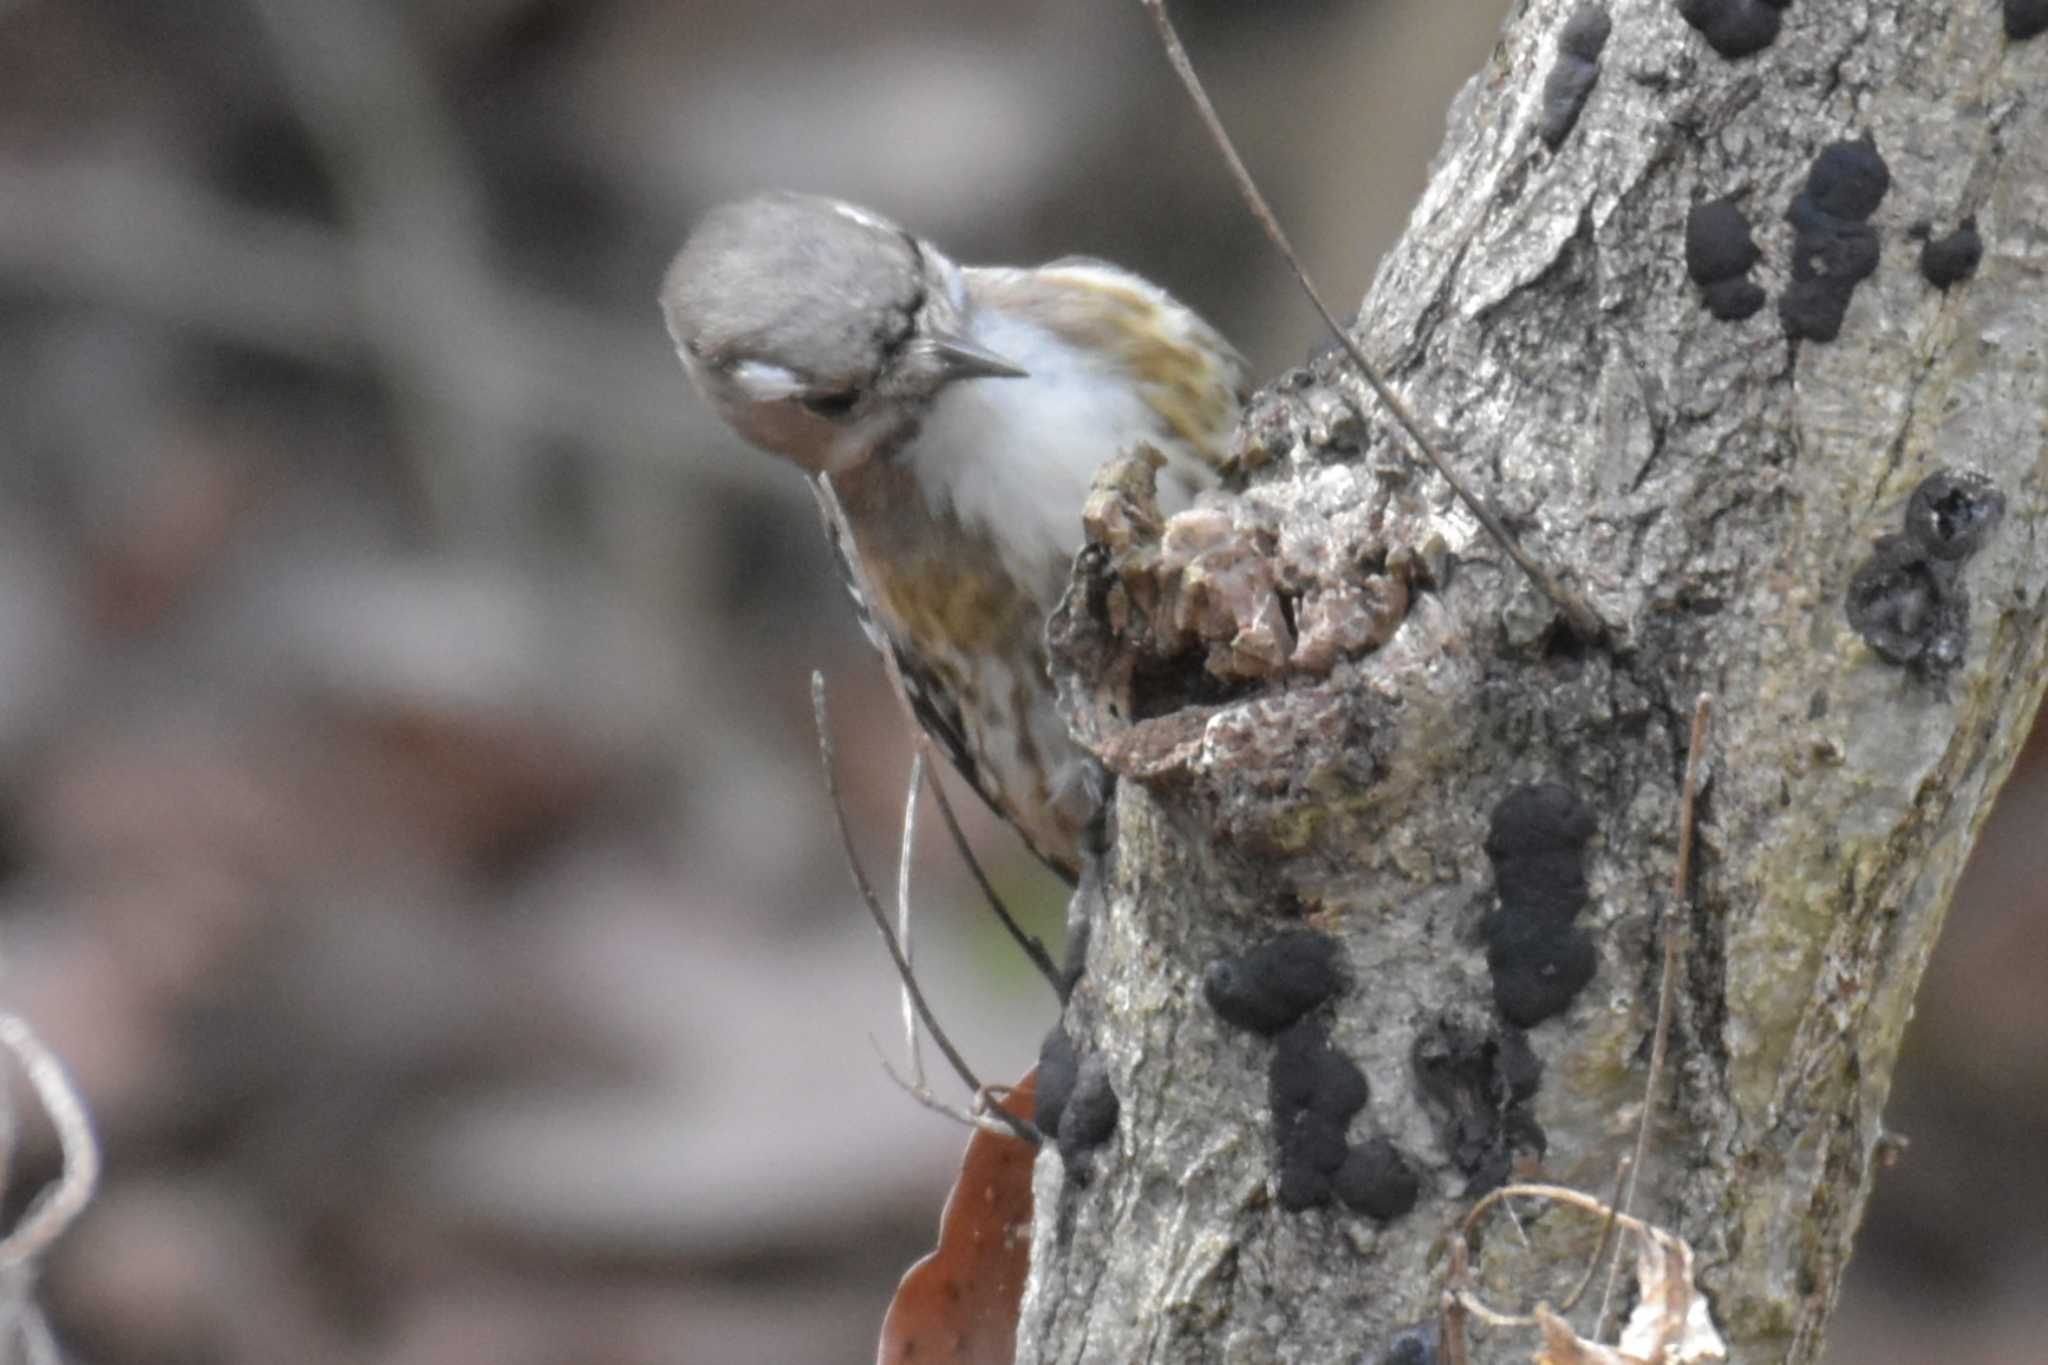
top-left (1017, 2), bottom-right (2047, 1362)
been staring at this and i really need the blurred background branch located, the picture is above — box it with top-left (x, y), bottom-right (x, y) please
top-left (244, 0), bottom-right (515, 542)
top-left (0, 155), bottom-right (759, 494)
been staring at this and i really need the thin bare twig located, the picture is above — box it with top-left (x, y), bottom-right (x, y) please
top-left (17, 1305), bottom-right (60, 1365)
top-left (917, 752), bottom-right (1062, 991)
top-left (812, 475), bottom-right (1063, 991)
top-left (1139, 0), bottom-right (1605, 644)
top-left (0, 158), bottom-right (769, 497)
top-left (1558, 1154), bottom-right (1632, 1313)
top-left (1598, 691), bottom-right (1714, 1333)
top-left (813, 673), bottom-right (1037, 1144)
top-left (243, 0), bottom-right (521, 541)
top-left (896, 749), bottom-right (928, 1086)
top-left (0, 1014), bottom-right (100, 1271)
top-left (1453, 1182), bottom-right (1655, 1329)
top-left (871, 1040), bottom-right (1041, 1140)
top-left (1440, 1240), bottom-right (1473, 1365)
top-left (1449, 1180), bottom-right (1723, 1364)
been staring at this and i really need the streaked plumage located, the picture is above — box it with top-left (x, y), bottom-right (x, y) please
top-left (663, 193), bottom-right (1247, 879)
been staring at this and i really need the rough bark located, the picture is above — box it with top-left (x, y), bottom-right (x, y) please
top-left (1019, 3), bottom-right (2047, 1362)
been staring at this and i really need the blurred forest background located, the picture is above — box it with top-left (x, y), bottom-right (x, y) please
top-left (0, 1), bottom-right (2039, 1361)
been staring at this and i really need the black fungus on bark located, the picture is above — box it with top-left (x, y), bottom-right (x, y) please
top-left (1370, 1320), bottom-right (1444, 1365)
top-left (1781, 136), bottom-right (1890, 342)
top-left (2008, 0), bottom-right (2048, 42)
top-left (1057, 911), bottom-right (1092, 1002)
top-left (1035, 1023), bottom-right (1079, 1137)
top-left (1845, 534), bottom-right (1970, 674)
top-left (1687, 198), bottom-right (1761, 281)
top-left (1537, 4), bottom-right (1611, 148)
top-left (1788, 197), bottom-right (1881, 279)
top-left (1676, 0), bottom-right (1784, 59)
top-left (1481, 783), bottom-right (1599, 1027)
top-left (1203, 930), bottom-right (1346, 1035)
top-left (1055, 1054), bottom-right (1120, 1176)
top-left (1916, 219), bottom-right (1983, 290)
top-left (1684, 197), bottom-right (1767, 321)
top-left (1334, 1136), bottom-right (1422, 1221)
top-left (1846, 470), bottom-right (2004, 676)
top-left (1802, 136), bottom-right (1892, 219)
top-left (1412, 1016), bottom-right (1546, 1195)
top-left (1701, 277), bottom-right (1767, 320)
top-left (1270, 1016), bottom-right (1368, 1211)
top-left (1905, 470), bottom-right (2005, 560)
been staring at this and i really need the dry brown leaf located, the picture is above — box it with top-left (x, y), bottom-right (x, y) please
top-left (1534, 1303), bottom-right (1630, 1364)
top-left (1615, 1225), bottom-right (1725, 1363)
top-left (1527, 1226), bottom-right (1725, 1364)
top-left (875, 1069), bottom-right (1039, 1365)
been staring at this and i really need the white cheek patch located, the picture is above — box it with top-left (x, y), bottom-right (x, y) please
top-left (731, 360), bottom-right (805, 403)
top-left (830, 201), bottom-right (901, 236)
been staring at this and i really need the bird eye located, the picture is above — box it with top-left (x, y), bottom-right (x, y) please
top-left (798, 390), bottom-right (859, 419)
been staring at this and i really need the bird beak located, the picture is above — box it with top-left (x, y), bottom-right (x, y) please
top-left (929, 334), bottom-right (1028, 381)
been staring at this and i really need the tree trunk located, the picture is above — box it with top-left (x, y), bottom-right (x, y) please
top-left (1018, 2), bottom-right (2048, 1361)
